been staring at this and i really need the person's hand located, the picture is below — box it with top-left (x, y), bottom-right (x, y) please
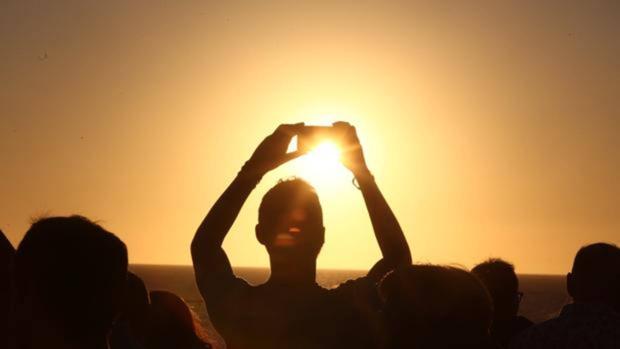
top-left (241, 123), bottom-right (305, 178)
top-left (334, 122), bottom-right (370, 177)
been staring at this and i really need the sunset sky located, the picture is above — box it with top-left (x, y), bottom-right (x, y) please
top-left (1, 1), bottom-right (618, 274)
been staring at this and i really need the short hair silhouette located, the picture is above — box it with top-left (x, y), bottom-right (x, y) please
top-left (379, 265), bottom-right (493, 349)
top-left (567, 242), bottom-right (620, 309)
top-left (256, 178), bottom-right (324, 254)
top-left (472, 258), bottom-right (519, 319)
top-left (258, 178), bottom-right (323, 225)
top-left (14, 216), bottom-right (128, 342)
top-left (147, 290), bottom-right (211, 349)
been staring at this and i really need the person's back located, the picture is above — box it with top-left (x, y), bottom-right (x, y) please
top-left (145, 290), bottom-right (211, 349)
top-left (13, 216), bottom-right (128, 349)
top-left (511, 243), bottom-right (620, 349)
top-left (379, 264), bottom-right (497, 349)
top-left (472, 259), bottom-right (532, 347)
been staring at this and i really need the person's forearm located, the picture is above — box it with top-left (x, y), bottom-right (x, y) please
top-left (191, 170), bottom-right (262, 253)
top-left (356, 170), bottom-right (412, 266)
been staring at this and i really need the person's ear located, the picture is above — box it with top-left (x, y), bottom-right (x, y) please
top-left (566, 272), bottom-right (575, 299)
top-left (255, 224), bottom-right (267, 245)
top-left (319, 226), bottom-right (326, 246)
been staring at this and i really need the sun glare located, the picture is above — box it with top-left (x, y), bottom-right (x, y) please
top-left (290, 140), bottom-right (351, 188)
top-left (309, 142), bottom-right (341, 163)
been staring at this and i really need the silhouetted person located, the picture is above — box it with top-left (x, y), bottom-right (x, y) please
top-left (191, 122), bottom-right (411, 349)
top-left (472, 259), bottom-right (532, 347)
top-left (13, 216), bottom-right (128, 349)
top-left (1, 230), bottom-right (14, 349)
top-left (511, 243), bottom-right (620, 348)
top-left (146, 290), bottom-right (212, 349)
top-left (110, 272), bottom-right (150, 349)
top-left (379, 264), bottom-right (496, 349)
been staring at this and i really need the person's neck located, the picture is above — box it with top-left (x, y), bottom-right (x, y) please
top-left (267, 255), bottom-right (317, 287)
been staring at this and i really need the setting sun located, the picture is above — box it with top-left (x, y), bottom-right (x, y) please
top-left (289, 140), bottom-right (351, 189)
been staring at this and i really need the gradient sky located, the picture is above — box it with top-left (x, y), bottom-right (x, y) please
top-left (1, 1), bottom-right (619, 274)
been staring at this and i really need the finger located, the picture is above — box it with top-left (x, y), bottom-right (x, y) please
top-left (278, 150), bottom-right (306, 164)
top-left (275, 124), bottom-right (303, 143)
top-left (332, 121), bottom-right (352, 128)
top-left (341, 142), bottom-right (362, 154)
top-left (277, 122), bottom-right (304, 134)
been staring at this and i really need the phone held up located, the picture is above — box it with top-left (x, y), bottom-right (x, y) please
top-left (296, 125), bottom-right (345, 153)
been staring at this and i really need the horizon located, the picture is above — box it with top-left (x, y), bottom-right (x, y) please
top-left (130, 263), bottom-right (567, 277)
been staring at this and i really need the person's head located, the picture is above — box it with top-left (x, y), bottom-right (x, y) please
top-left (146, 290), bottom-right (210, 349)
top-left (379, 265), bottom-right (493, 349)
top-left (0, 229), bottom-right (13, 268)
top-left (567, 242), bottom-right (620, 310)
top-left (117, 272), bottom-right (151, 341)
top-left (472, 258), bottom-right (521, 321)
top-left (1, 230), bottom-right (15, 348)
top-left (256, 178), bottom-right (325, 261)
top-left (14, 216), bottom-right (128, 345)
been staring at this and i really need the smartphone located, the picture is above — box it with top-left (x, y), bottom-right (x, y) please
top-left (297, 126), bottom-right (336, 152)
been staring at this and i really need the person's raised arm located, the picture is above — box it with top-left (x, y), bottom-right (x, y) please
top-left (191, 124), bottom-right (304, 292)
top-left (336, 122), bottom-right (412, 280)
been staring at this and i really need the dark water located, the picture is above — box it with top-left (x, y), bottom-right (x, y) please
top-left (130, 265), bottom-right (569, 348)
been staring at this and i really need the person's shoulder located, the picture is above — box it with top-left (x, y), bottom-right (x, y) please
top-left (327, 275), bottom-right (383, 313)
top-left (509, 317), bottom-right (560, 349)
top-left (199, 274), bottom-right (253, 307)
top-left (329, 275), bottom-right (375, 295)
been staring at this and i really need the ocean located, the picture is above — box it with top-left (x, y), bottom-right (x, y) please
top-left (130, 265), bottom-right (569, 348)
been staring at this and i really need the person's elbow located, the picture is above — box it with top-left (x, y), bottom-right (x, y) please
top-left (190, 232), bottom-right (209, 260)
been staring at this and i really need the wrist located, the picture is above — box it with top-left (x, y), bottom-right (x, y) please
top-left (237, 161), bottom-right (265, 184)
top-left (351, 168), bottom-right (374, 189)
top-left (352, 166), bottom-right (373, 180)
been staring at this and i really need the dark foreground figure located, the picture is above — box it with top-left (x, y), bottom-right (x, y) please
top-left (13, 216), bottom-right (128, 349)
top-left (191, 123), bottom-right (411, 349)
top-left (146, 290), bottom-right (212, 349)
top-left (511, 243), bottom-right (620, 349)
top-left (1, 230), bottom-right (14, 349)
top-left (109, 272), bottom-right (150, 349)
top-left (379, 265), bottom-right (496, 349)
top-left (472, 259), bottom-right (532, 347)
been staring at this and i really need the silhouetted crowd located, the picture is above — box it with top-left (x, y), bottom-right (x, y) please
top-left (1, 123), bottom-right (619, 349)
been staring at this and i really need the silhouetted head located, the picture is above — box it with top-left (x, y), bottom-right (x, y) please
top-left (14, 216), bottom-right (128, 344)
top-left (0, 229), bottom-right (13, 269)
top-left (472, 258), bottom-right (521, 321)
top-left (256, 178), bottom-right (324, 260)
top-left (147, 290), bottom-right (211, 349)
top-left (567, 242), bottom-right (620, 310)
top-left (109, 272), bottom-right (151, 348)
top-left (0, 229), bottom-right (14, 289)
top-left (123, 272), bottom-right (150, 324)
top-left (0, 230), bottom-right (15, 347)
top-left (379, 265), bottom-right (493, 349)
top-left (121, 272), bottom-right (151, 339)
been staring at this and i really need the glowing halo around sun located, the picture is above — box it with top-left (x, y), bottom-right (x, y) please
top-left (287, 138), bottom-right (351, 189)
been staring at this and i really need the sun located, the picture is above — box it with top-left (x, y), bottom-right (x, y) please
top-left (289, 140), bottom-right (351, 188)
top-left (308, 141), bottom-right (341, 164)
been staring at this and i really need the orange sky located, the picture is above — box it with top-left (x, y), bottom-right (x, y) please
top-left (1, 1), bottom-right (619, 274)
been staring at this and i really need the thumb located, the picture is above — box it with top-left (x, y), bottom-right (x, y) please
top-left (277, 150), bottom-right (306, 166)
